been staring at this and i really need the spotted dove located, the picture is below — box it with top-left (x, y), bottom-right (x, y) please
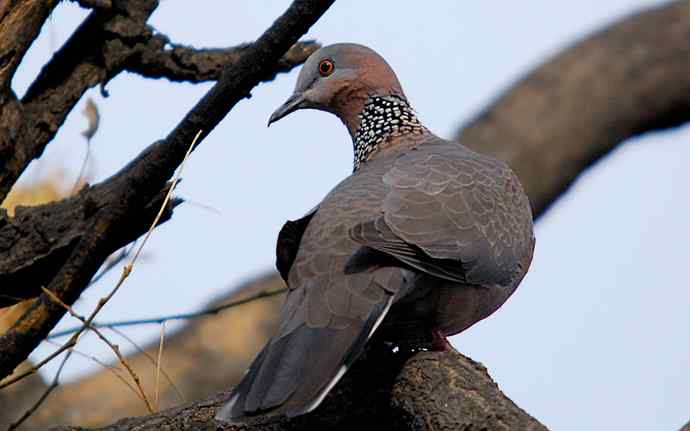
top-left (216, 43), bottom-right (535, 422)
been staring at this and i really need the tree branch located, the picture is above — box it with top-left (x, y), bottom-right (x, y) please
top-left (0, 0), bottom-right (334, 384)
top-left (0, 1), bottom-right (160, 201)
top-left (0, 184), bottom-right (179, 308)
top-left (52, 350), bottom-right (547, 431)
top-left (456, 0), bottom-right (690, 218)
top-left (126, 35), bottom-right (320, 83)
top-left (0, 0), bottom-right (59, 90)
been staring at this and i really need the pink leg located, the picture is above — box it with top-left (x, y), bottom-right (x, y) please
top-left (431, 329), bottom-right (454, 352)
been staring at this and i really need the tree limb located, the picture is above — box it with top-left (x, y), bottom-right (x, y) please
top-left (0, 0), bottom-right (59, 90)
top-left (51, 350), bottom-right (547, 431)
top-left (125, 35), bottom-right (320, 83)
top-left (0, 0), bottom-right (334, 384)
top-left (0, 182), bottom-right (180, 308)
top-left (456, 0), bottom-right (690, 218)
top-left (1, 1), bottom-right (160, 201)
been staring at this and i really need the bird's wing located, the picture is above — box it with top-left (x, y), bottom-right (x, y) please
top-left (275, 207), bottom-right (318, 282)
top-left (219, 172), bottom-right (403, 421)
top-left (351, 143), bottom-right (533, 286)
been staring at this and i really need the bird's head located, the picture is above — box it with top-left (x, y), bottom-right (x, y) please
top-left (268, 43), bottom-right (406, 136)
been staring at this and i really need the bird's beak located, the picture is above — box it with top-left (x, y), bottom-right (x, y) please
top-left (268, 92), bottom-right (307, 127)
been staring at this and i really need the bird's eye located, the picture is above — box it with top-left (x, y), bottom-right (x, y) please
top-left (318, 59), bottom-right (335, 77)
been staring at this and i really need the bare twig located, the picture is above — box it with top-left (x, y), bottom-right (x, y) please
top-left (44, 339), bottom-right (140, 397)
top-left (6, 349), bottom-right (73, 431)
top-left (49, 285), bottom-right (287, 338)
top-left (40, 288), bottom-right (154, 412)
top-left (154, 322), bottom-right (165, 410)
top-left (131, 129), bottom-right (200, 266)
top-left (89, 245), bottom-right (135, 287)
top-left (107, 327), bottom-right (185, 403)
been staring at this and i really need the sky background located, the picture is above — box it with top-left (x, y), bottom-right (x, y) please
top-left (10, 1), bottom-right (689, 430)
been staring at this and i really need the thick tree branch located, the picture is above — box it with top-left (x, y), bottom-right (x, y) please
top-left (456, 0), bottom-right (690, 218)
top-left (0, 0), bottom-right (59, 90)
top-left (0, 1), bottom-right (160, 202)
top-left (0, 0), bottom-right (59, 203)
top-left (0, 0), bottom-right (334, 384)
top-left (126, 36), bottom-right (320, 83)
top-left (52, 350), bottom-right (547, 431)
top-left (0, 183), bottom-right (180, 308)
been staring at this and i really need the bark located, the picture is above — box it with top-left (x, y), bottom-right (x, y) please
top-left (0, 184), bottom-right (179, 308)
top-left (52, 350), bottom-right (546, 431)
top-left (1, 0), bottom-right (159, 200)
top-left (0, 0), bottom-right (59, 91)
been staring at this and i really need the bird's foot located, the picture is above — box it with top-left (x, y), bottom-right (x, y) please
top-left (430, 330), bottom-right (454, 352)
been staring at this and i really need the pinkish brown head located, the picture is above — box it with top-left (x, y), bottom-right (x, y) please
top-left (268, 43), bottom-right (406, 136)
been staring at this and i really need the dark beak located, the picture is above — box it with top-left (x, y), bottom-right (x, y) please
top-left (268, 92), bottom-right (307, 127)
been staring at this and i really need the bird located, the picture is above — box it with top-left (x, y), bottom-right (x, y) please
top-left (216, 43), bottom-right (534, 422)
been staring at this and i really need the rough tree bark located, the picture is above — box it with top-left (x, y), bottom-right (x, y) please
top-left (2, 0), bottom-right (689, 430)
top-left (54, 351), bottom-right (547, 431)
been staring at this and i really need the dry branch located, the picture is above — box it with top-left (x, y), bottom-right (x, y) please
top-left (127, 37), bottom-right (320, 83)
top-left (0, 184), bottom-right (178, 308)
top-left (457, 0), bottom-right (690, 218)
top-left (52, 350), bottom-right (547, 431)
top-left (1, 1), bottom-right (160, 200)
top-left (0, 0), bottom-right (59, 90)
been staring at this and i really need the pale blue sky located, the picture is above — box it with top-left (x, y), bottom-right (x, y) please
top-left (13, 1), bottom-right (689, 430)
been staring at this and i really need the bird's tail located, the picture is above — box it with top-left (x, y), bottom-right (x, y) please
top-left (215, 296), bottom-right (393, 422)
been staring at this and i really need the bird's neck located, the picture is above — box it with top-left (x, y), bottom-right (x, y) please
top-left (352, 95), bottom-right (428, 172)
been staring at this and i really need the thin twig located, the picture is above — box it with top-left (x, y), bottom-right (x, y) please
top-left (49, 285), bottom-right (287, 338)
top-left (154, 322), bottom-right (165, 410)
top-left (41, 287), bottom-right (154, 412)
top-left (7, 349), bottom-right (73, 431)
top-left (0, 130), bottom-right (201, 391)
top-left (71, 141), bottom-right (91, 194)
top-left (88, 244), bottom-right (134, 287)
top-left (106, 327), bottom-right (184, 402)
top-left (44, 339), bottom-right (140, 396)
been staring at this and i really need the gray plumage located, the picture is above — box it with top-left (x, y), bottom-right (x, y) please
top-left (216, 43), bottom-right (534, 422)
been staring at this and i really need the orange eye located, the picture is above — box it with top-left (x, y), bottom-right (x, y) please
top-left (318, 59), bottom-right (335, 77)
